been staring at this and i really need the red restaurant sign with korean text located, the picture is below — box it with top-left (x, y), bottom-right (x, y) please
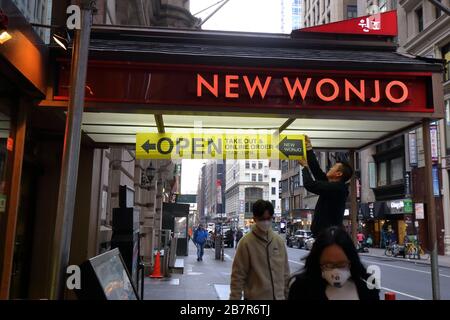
top-left (55, 62), bottom-right (433, 113)
top-left (296, 10), bottom-right (397, 36)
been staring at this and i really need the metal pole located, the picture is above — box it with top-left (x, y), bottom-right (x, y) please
top-left (422, 120), bottom-right (441, 300)
top-left (49, 1), bottom-right (93, 300)
top-left (350, 151), bottom-right (358, 245)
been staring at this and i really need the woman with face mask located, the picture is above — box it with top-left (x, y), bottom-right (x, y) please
top-left (288, 226), bottom-right (380, 300)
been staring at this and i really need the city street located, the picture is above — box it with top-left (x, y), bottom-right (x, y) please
top-left (1, 0), bottom-right (450, 303)
top-left (144, 240), bottom-right (450, 300)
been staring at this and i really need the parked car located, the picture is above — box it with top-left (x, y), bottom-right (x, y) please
top-left (287, 230), bottom-right (312, 249)
top-left (304, 237), bottom-right (315, 250)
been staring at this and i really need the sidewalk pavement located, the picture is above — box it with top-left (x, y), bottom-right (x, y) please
top-left (143, 240), bottom-right (233, 300)
top-left (360, 247), bottom-right (450, 268)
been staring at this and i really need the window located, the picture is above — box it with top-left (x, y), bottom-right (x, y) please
top-left (442, 43), bottom-right (450, 82)
top-left (271, 187), bottom-right (276, 195)
top-left (284, 198), bottom-right (289, 211)
top-left (271, 200), bottom-right (276, 208)
top-left (245, 161), bottom-right (250, 169)
top-left (281, 160), bottom-right (289, 173)
top-left (445, 100), bottom-right (450, 152)
top-left (415, 7), bottom-right (424, 33)
top-left (280, 180), bottom-right (289, 193)
top-left (378, 162), bottom-right (387, 187)
top-left (252, 174), bottom-right (257, 182)
top-left (245, 188), bottom-right (263, 213)
top-left (294, 195), bottom-right (301, 209)
top-left (435, 0), bottom-right (442, 18)
top-left (271, 178), bottom-right (276, 183)
top-left (347, 5), bottom-right (357, 19)
top-left (252, 162), bottom-right (256, 169)
top-left (390, 157), bottom-right (404, 184)
top-left (379, 0), bottom-right (388, 12)
top-left (258, 162), bottom-right (263, 169)
top-left (293, 174), bottom-right (301, 189)
top-left (258, 174), bottom-right (263, 182)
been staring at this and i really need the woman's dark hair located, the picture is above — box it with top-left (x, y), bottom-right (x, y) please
top-left (252, 200), bottom-right (274, 217)
top-left (301, 226), bottom-right (367, 281)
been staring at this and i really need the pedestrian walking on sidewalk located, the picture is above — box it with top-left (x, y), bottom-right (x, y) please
top-left (288, 227), bottom-right (380, 301)
top-left (193, 224), bottom-right (208, 262)
top-left (230, 200), bottom-right (290, 300)
top-left (298, 136), bottom-right (353, 238)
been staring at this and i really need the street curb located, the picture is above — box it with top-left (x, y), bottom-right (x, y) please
top-left (360, 253), bottom-right (450, 268)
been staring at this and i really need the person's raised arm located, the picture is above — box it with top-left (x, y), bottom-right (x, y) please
top-left (301, 167), bottom-right (342, 195)
top-left (304, 136), bottom-right (327, 181)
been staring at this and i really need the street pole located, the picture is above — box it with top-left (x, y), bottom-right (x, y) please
top-left (48, 1), bottom-right (93, 300)
top-left (350, 151), bottom-right (358, 245)
top-left (422, 120), bottom-right (441, 300)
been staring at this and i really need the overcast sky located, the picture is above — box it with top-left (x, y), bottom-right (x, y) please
top-left (190, 0), bottom-right (284, 33)
top-left (180, 1), bottom-right (285, 195)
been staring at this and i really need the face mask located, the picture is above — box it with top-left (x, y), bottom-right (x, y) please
top-left (322, 268), bottom-right (351, 288)
top-left (256, 220), bottom-right (271, 232)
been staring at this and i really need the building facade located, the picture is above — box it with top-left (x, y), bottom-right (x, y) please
top-left (93, 0), bottom-right (199, 28)
top-left (303, 0), bottom-right (357, 27)
top-left (196, 160), bottom-right (226, 224)
top-left (357, 0), bottom-right (396, 16)
top-left (356, 0), bottom-right (450, 255)
top-left (281, 0), bottom-right (304, 32)
top-left (397, 0), bottom-right (450, 255)
top-left (225, 160), bottom-right (272, 228)
top-left (269, 168), bottom-right (282, 217)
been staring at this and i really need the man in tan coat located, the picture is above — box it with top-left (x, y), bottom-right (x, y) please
top-left (230, 200), bottom-right (290, 300)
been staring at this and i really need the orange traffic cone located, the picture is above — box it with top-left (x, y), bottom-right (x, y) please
top-left (150, 251), bottom-right (163, 278)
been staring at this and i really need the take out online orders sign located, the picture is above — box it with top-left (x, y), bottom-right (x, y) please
top-left (136, 133), bottom-right (306, 160)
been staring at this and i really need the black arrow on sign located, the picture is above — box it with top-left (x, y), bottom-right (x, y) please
top-left (141, 140), bottom-right (156, 154)
top-left (278, 137), bottom-right (304, 158)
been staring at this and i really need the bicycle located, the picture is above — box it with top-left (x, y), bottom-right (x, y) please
top-left (384, 241), bottom-right (404, 257)
top-left (405, 241), bottom-right (430, 260)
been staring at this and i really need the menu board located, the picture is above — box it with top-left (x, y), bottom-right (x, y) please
top-left (91, 250), bottom-right (138, 300)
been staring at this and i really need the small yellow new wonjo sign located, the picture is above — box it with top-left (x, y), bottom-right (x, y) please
top-left (136, 133), bottom-right (306, 160)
